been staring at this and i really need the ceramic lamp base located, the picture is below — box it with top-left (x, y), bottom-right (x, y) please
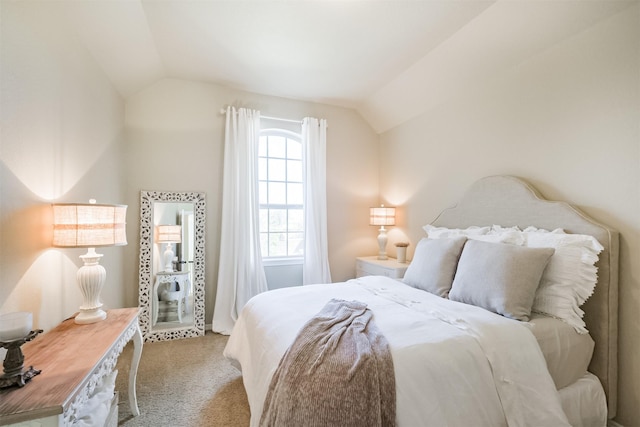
top-left (377, 227), bottom-right (388, 260)
top-left (163, 244), bottom-right (175, 272)
top-left (75, 307), bottom-right (107, 324)
top-left (75, 248), bottom-right (107, 324)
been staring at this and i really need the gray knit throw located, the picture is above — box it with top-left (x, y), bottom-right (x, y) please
top-left (260, 299), bottom-right (396, 427)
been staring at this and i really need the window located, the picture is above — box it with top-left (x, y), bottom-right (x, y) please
top-left (258, 130), bottom-right (304, 259)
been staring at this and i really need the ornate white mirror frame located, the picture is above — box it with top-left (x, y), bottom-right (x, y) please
top-left (138, 191), bottom-right (206, 342)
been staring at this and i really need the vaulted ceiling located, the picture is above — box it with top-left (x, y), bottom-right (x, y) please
top-left (62, 1), bottom-right (632, 133)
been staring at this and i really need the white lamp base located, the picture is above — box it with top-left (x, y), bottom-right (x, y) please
top-left (163, 244), bottom-right (175, 272)
top-left (377, 226), bottom-right (388, 260)
top-left (75, 248), bottom-right (107, 324)
top-left (75, 307), bottom-right (107, 324)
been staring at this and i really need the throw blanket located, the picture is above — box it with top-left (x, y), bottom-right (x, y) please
top-left (259, 299), bottom-right (396, 427)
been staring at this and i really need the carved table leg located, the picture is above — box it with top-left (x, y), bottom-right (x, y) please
top-left (129, 322), bottom-right (143, 416)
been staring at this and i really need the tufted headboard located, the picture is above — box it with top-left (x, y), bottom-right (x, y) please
top-left (431, 175), bottom-right (619, 418)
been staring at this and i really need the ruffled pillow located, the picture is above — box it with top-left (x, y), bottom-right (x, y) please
top-left (522, 229), bottom-right (603, 333)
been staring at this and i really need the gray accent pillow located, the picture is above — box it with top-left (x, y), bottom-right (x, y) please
top-left (403, 237), bottom-right (467, 297)
top-left (449, 240), bottom-right (554, 321)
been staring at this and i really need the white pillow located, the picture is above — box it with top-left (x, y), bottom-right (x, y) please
top-left (424, 224), bottom-right (524, 245)
top-left (423, 224), bottom-right (489, 238)
top-left (521, 229), bottom-right (604, 333)
top-left (489, 225), bottom-right (522, 234)
top-left (475, 230), bottom-right (525, 245)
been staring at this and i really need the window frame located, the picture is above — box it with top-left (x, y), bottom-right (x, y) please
top-left (258, 128), bottom-right (304, 264)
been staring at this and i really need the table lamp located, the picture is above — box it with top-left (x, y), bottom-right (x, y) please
top-left (52, 200), bottom-right (127, 324)
top-left (157, 225), bottom-right (182, 272)
top-left (369, 205), bottom-right (396, 260)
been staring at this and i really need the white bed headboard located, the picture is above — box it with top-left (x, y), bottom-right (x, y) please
top-left (431, 175), bottom-right (619, 418)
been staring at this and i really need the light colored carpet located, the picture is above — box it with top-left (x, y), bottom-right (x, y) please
top-left (115, 331), bottom-right (251, 426)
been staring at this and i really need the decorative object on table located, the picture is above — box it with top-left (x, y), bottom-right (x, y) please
top-left (0, 311), bottom-right (33, 342)
top-left (52, 200), bottom-right (127, 324)
top-left (395, 242), bottom-right (410, 263)
top-left (156, 225), bottom-right (182, 272)
top-left (0, 312), bottom-right (43, 388)
top-left (369, 205), bottom-right (396, 260)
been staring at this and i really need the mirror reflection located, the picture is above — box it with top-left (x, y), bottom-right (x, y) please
top-left (152, 202), bottom-right (195, 331)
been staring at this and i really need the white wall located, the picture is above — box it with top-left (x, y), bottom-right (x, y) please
top-left (124, 78), bottom-right (380, 324)
top-left (0, 2), bottom-right (126, 332)
top-left (0, 0), bottom-right (380, 337)
top-left (379, 6), bottom-right (639, 424)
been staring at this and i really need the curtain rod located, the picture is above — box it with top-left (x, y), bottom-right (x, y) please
top-left (261, 115), bottom-right (303, 125)
top-left (219, 107), bottom-right (303, 125)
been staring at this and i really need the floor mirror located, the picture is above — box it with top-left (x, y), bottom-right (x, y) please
top-left (138, 191), bottom-right (206, 342)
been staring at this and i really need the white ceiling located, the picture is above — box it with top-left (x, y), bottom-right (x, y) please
top-left (63, 1), bottom-right (632, 133)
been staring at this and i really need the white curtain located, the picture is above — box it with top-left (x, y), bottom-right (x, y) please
top-left (302, 117), bottom-right (332, 284)
top-left (212, 106), bottom-right (268, 335)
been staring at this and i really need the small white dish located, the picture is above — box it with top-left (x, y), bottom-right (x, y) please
top-left (0, 312), bottom-right (33, 341)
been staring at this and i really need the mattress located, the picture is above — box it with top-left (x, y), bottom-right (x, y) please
top-left (527, 313), bottom-right (595, 389)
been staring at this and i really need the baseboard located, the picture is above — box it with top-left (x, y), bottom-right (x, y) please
top-left (609, 419), bottom-right (624, 427)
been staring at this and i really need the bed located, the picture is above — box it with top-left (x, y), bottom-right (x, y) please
top-left (224, 175), bottom-right (619, 426)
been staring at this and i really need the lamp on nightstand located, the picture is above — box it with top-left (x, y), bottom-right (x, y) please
top-left (53, 200), bottom-right (127, 324)
top-left (157, 225), bottom-right (182, 272)
top-left (369, 205), bottom-right (396, 260)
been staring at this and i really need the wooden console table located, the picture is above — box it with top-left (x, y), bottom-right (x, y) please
top-left (0, 308), bottom-right (142, 426)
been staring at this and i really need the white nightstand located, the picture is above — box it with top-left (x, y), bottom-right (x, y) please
top-left (356, 256), bottom-right (409, 279)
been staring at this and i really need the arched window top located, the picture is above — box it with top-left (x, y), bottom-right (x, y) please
top-left (260, 128), bottom-right (301, 139)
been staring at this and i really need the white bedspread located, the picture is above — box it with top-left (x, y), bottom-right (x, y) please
top-left (224, 276), bottom-right (570, 427)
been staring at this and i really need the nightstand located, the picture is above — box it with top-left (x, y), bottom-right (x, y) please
top-left (356, 256), bottom-right (409, 279)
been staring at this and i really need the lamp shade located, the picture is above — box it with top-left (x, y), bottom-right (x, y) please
top-left (157, 225), bottom-right (182, 243)
top-left (369, 206), bottom-right (396, 227)
top-left (52, 203), bottom-right (127, 248)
